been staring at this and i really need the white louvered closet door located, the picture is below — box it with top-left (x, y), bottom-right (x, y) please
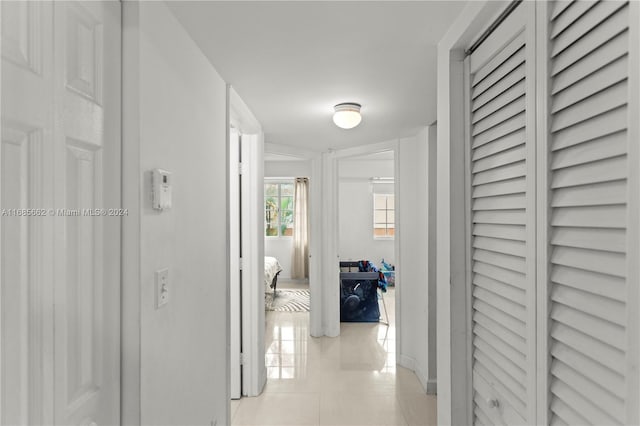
top-left (466, 3), bottom-right (536, 425)
top-left (547, 1), bottom-right (634, 425)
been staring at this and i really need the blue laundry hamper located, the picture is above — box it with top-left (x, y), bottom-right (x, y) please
top-left (339, 272), bottom-right (380, 322)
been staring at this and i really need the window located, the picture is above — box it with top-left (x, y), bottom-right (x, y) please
top-left (373, 193), bottom-right (394, 238)
top-left (265, 181), bottom-right (294, 237)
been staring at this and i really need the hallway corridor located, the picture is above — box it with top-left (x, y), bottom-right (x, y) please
top-left (230, 289), bottom-right (436, 425)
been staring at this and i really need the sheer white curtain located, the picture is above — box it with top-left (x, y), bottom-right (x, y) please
top-left (291, 177), bottom-right (309, 279)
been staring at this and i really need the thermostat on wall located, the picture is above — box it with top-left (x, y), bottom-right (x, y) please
top-left (152, 169), bottom-right (172, 211)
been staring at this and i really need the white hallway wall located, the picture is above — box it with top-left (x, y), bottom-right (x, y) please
top-left (338, 158), bottom-right (395, 265)
top-left (122, 2), bottom-right (228, 425)
top-left (264, 160), bottom-right (311, 279)
top-left (396, 126), bottom-right (437, 393)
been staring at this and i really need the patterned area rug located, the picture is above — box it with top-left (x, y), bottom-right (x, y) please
top-left (265, 289), bottom-right (310, 312)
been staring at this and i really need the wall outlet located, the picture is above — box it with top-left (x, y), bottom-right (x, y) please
top-left (155, 268), bottom-right (169, 308)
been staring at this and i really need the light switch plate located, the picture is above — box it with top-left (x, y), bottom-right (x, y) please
top-left (155, 268), bottom-right (169, 309)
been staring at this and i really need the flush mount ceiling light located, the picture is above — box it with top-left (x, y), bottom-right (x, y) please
top-left (333, 103), bottom-right (362, 129)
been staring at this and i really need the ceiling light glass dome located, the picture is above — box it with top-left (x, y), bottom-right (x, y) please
top-left (333, 103), bottom-right (362, 129)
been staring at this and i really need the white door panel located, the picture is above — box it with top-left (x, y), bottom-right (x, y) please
top-left (1, 1), bottom-right (121, 424)
top-left (466, 3), bottom-right (536, 424)
top-left (464, 1), bottom-right (639, 424)
top-left (547, 2), bottom-right (632, 425)
top-left (53, 2), bottom-right (121, 424)
top-left (1, 2), bottom-right (54, 425)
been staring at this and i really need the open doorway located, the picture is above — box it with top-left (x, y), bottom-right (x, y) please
top-left (264, 176), bottom-right (311, 296)
top-left (262, 154), bottom-right (312, 381)
top-left (329, 129), bottom-right (437, 394)
top-left (337, 151), bottom-right (396, 327)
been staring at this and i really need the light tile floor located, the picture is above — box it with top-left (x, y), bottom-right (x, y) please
top-left (231, 288), bottom-right (437, 426)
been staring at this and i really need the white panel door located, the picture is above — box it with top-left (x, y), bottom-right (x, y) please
top-left (1, 1), bottom-right (121, 424)
top-left (466, 3), bottom-right (536, 425)
top-left (52, 2), bottom-right (121, 425)
top-left (547, 1), bottom-right (634, 425)
top-left (1, 2), bottom-right (54, 424)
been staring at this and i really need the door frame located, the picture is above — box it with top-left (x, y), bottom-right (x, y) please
top-left (629, 3), bottom-right (640, 424)
top-left (329, 140), bottom-right (399, 342)
top-left (262, 143), bottom-right (326, 337)
top-left (229, 127), bottom-right (241, 399)
top-left (228, 86), bottom-right (266, 397)
top-left (265, 142), bottom-right (400, 340)
top-left (435, 1), bottom-right (509, 424)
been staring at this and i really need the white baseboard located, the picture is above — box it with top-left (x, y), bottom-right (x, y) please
top-left (426, 378), bottom-right (437, 395)
top-left (413, 363), bottom-right (429, 393)
top-left (398, 353), bottom-right (415, 371)
top-left (398, 354), bottom-right (427, 393)
top-left (398, 353), bottom-right (436, 394)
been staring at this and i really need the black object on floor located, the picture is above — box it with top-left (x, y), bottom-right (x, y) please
top-left (340, 272), bottom-right (380, 322)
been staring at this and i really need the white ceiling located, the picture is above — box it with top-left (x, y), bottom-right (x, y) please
top-left (168, 1), bottom-right (467, 152)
